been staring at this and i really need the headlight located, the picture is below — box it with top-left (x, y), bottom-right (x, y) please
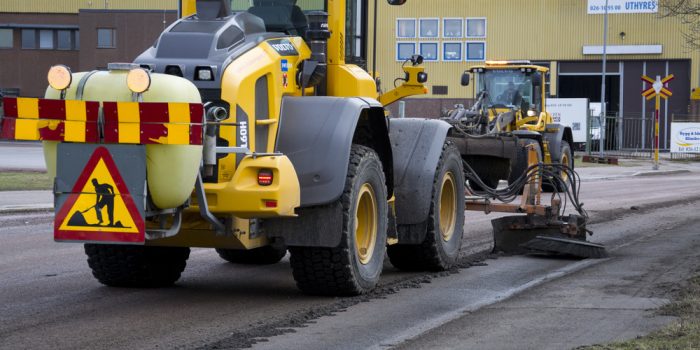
top-left (47, 65), bottom-right (72, 91)
top-left (195, 67), bottom-right (214, 81)
top-left (126, 68), bottom-right (151, 94)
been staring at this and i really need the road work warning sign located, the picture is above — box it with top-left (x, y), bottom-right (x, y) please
top-left (54, 146), bottom-right (145, 243)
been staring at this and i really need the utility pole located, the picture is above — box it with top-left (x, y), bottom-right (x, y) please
top-left (599, 0), bottom-right (609, 157)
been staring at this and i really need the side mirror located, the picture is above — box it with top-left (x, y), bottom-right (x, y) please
top-left (387, 0), bottom-right (407, 5)
top-left (410, 54), bottom-right (423, 66)
top-left (461, 71), bottom-right (470, 86)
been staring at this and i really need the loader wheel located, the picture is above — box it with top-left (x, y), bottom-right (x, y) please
top-left (543, 141), bottom-right (573, 193)
top-left (84, 244), bottom-right (190, 287)
top-left (216, 244), bottom-right (287, 265)
top-left (388, 141), bottom-right (465, 271)
top-left (508, 138), bottom-right (543, 190)
top-left (289, 145), bottom-right (388, 296)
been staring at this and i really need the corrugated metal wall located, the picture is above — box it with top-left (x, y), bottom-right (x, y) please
top-left (369, 0), bottom-right (700, 98)
top-left (0, 0), bottom-right (177, 13)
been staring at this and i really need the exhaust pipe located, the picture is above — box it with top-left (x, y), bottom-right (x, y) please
top-left (203, 104), bottom-right (229, 177)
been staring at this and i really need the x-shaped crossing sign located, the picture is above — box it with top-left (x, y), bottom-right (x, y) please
top-left (642, 74), bottom-right (674, 100)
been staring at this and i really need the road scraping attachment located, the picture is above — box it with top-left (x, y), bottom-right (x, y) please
top-left (465, 144), bottom-right (608, 259)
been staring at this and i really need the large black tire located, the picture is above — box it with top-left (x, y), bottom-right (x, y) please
top-left (543, 140), bottom-right (573, 193)
top-left (507, 138), bottom-right (543, 189)
top-left (84, 244), bottom-right (190, 287)
top-left (216, 244), bottom-right (287, 265)
top-left (289, 145), bottom-right (388, 296)
top-left (388, 141), bottom-right (465, 271)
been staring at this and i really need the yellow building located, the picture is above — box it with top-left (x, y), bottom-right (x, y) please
top-left (368, 0), bottom-right (698, 128)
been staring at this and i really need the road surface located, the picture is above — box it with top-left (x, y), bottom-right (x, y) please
top-left (1, 172), bottom-right (699, 349)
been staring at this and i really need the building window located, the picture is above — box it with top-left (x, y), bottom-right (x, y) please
top-left (432, 86), bottom-right (448, 95)
top-left (39, 30), bottom-right (54, 49)
top-left (21, 29), bottom-right (36, 49)
top-left (0, 29), bottom-right (12, 49)
top-left (97, 28), bottom-right (116, 48)
top-left (443, 18), bottom-right (463, 38)
top-left (396, 42), bottom-right (416, 61)
top-left (466, 42), bottom-right (486, 61)
top-left (419, 18), bottom-right (439, 38)
top-left (443, 42), bottom-right (462, 61)
top-left (75, 30), bottom-right (80, 50)
top-left (57, 30), bottom-right (72, 50)
top-left (419, 42), bottom-right (438, 61)
top-left (466, 18), bottom-right (487, 38)
top-left (396, 18), bottom-right (416, 38)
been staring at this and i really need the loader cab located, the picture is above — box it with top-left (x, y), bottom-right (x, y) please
top-left (471, 61), bottom-right (548, 125)
top-left (178, 0), bottom-right (370, 62)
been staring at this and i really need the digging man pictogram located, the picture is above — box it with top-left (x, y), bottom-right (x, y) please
top-left (90, 178), bottom-right (115, 226)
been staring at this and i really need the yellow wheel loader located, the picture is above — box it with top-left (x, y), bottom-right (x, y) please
top-left (0, 0), bottom-right (465, 296)
top-left (447, 61), bottom-right (575, 192)
top-left (0, 2), bottom-right (604, 296)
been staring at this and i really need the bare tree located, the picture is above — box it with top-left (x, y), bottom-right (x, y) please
top-left (659, 0), bottom-right (700, 49)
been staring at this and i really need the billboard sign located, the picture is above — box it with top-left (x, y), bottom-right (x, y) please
top-left (587, 0), bottom-right (658, 14)
top-left (546, 98), bottom-right (589, 143)
top-left (671, 123), bottom-right (700, 153)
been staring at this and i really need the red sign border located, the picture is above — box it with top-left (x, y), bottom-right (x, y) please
top-left (54, 146), bottom-right (145, 243)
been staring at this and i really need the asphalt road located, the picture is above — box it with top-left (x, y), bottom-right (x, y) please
top-left (0, 141), bottom-right (46, 172)
top-left (1, 172), bottom-right (699, 349)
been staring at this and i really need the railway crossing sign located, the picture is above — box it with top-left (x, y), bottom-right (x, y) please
top-left (54, 146), bottom-right (145, 243)
top-left (641, 74), bottom-right (674, 170)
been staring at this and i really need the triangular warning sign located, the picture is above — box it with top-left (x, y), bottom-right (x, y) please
top-left (55, 147), bottom-right (145, 243)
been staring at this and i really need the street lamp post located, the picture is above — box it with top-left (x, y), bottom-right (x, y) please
top-left (599, 0), bottom-right (609, 157)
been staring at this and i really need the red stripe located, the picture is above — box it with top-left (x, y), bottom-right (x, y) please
top-left (189, 103), bottom-right (204, 145)
top-left (37, 99), bottom-right (66, 141)
top-left (139, 103), bottom-right (169, 144)
top-left (102, 102), bottom-right (119, 143)
top-left (0, 118), bottom-right (16, 140)
top-left (1, 97), bottom-right (17, 139)
top-left (38, 99), bottom-right (66, 120)
top-left (85, 101), bottom-right (100, 143)
top-left (2, 97), bottom-right (18, 118)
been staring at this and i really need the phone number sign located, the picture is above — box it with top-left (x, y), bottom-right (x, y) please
top-left (588, 0), bottom-right (658, 14)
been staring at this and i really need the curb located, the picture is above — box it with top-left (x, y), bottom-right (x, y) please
top-left (633, 169), bottom-right (692, 177)
top-left (0, 204), bottom-right (53, 214)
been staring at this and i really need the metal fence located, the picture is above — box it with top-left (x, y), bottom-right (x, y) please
top-left (585, 112), bottom-right (700, 161)
top-left (586, 112), bottom-right (655, 159)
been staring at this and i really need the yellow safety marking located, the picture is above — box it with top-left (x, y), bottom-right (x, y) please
top-left (117, 102), bottom-right (141, 144)
top-left (15, 98), bottom-right (40, 140)
top-left (64, 100), bottom-right (87, 142)
top-left (58, 158), bottom-right (139, 233)
top-left (166, 103), bottom-right (191, 145)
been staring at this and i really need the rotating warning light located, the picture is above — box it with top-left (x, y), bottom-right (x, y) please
top-left (47, 65), bottom-right (72, 91)
top-left (127, 68), bottom-right (152, 94)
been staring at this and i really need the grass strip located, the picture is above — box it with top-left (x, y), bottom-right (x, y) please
top-left (0, 171), bottom-right (52, 191)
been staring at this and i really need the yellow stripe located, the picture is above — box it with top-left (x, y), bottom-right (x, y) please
top-left (117, 102), bottom-right (141, 144)
top-left (64, 100), bottom-right (87, 142)
top-left (166, 103), bottom-right (191, 145)
top-left (15, 98), bottom-right (40, 140)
